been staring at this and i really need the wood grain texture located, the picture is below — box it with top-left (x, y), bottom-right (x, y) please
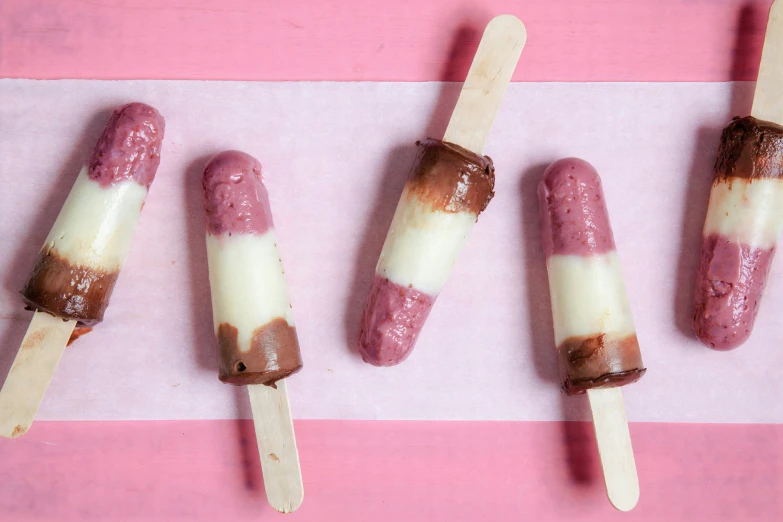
top-left (752, 0), bottom-right (783, 123)
top-left (587, 388), bottom-right (640, 512)
top-left (0, 0), bottom-right (773, 81)
top-left (247, 380), bottom-right (304, 513)
top-left (443, 15), bottom-right (525, 153)
top-left (0, 311), bottom-right (75, 438)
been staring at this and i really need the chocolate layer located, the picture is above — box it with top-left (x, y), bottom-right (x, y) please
top-left (217, 319), bottom-right (303, 386)
top-left (202, 151), bottom-right (274, 236)
top-left (538, 158), bottom-right (616, 257)
top-left (715, 116), bottom-right (783, 181)
top-left (21, 252), bottom-right (119, 326)
top-left (358, 276), bottom-right (436, 366)
top-left (89, 102), bottom-right (165, 189)
top-left (557, 333), bottom-right (646, 395)
top-left (693, 234), bottom-right (774, 350)
top-left (406, 139), bottom-right (495, 215)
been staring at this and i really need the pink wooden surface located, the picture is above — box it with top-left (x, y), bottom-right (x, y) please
top-left (2, 1), bottom-right (782, 520)
top-left (0, 0), bottom-right (773, 82)
top-left (1, 420), bottom-right (781, 521)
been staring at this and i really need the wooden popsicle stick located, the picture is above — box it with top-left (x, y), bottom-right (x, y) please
top-left (247, 379), bottom-right (304, 513)
top-left (0, 310), bottom-right (76, 438)
top-left (242, 13), bottom-right (525, 514)
top-left (442, 14), bottom-right (526, 154)
top-left (587, 387), bottom-right (640, 512)
top-left (751, 0), bottom-right (783, 124)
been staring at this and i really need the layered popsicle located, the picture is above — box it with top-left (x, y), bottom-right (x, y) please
top-left (357, 13), bottom-right (524, 367)
top-left (21, 102), bottom-right (165, 329)
top-left (538, 158), bottom-right (645, 395)
top-left (201, 150), bottom-right (305, 511)
top-left (693, 116), bottom-right (783, 350)
top-left (202, 150), bottom-right (303, 386)
top-left (0, 102), bottom-right (164, 439)
top-left (358, 139), bottom-right (495, 366)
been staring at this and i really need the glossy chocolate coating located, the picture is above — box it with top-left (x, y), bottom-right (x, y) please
top-left (407, 139), bottom-right (495, 215)
top-left (714, 116), bottom-right (783, 181)
top-left (557, 334), bottom-right (646, 395)
top-left (22, 252), bottom-right (119, 327)
top-left (217, 319), bottom-right (303, 387)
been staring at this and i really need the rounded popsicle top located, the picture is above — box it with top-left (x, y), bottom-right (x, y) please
top-left (538, 158), bottom-right (616, 258)
top-left (88, 102), bottom-right (165, 189)
top-left (202, 150), bottom-right (274, 236)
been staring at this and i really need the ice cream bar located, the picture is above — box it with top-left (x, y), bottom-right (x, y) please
top-left (538, 158), bottom-right (646, 395)
top-left (358, 139), bottom-right (495, 366)
top-left (693, 116), bottom-right (783, 350)
top-left (21, 103), bottom-right (165, 326)
top-left (202, 150), bottom-right (303, 386)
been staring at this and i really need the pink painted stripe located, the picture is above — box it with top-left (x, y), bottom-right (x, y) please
top-left (0, 0), bottom-right (773, 82)
top-left (1, 420), bottom-right (781, 521)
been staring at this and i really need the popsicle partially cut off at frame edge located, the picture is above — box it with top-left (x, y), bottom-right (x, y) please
top-left (0, 310), bottom-right (76, 438)
top-left (581, 3), bottom-right (783, 508)
top-left (0, 6), bottom-right (527, 501)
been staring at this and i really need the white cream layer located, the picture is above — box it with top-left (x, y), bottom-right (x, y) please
top-left (704, 178), bottom-right (783, 249)
top-left (546, 252), bottom-right (636, 346)
top-left (42, 167), bottom-right (147, 271)
top-left (206, 230), bottom-right (295, 353)
top-left (376, 188), bottom-right (477, 295)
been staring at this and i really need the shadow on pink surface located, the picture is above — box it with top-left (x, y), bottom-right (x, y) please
top-left (183, 155), bottom-right (271, 502)
top-left (0, 0), bottom-right (774, 82)
top-left (1, 419), bottom-right (781, 521)
top-left (0, 108), bottom-right (111, 386)
top-left (673, 3), bottom-right (758, 342)
top-left (234, 387), bottom-right (267, 496)
top-left (183, 153), bottom-right (222, 373)
top-left (519, 163), bottom-right (601, 488)
top-left (343, 22), bottom-right (481, 360)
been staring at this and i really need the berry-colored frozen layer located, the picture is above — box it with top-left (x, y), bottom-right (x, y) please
top-left (358, 139), bottom-right (494, 367)
top-left (358, 276), bottom-right (436, 366)
top-left (202, 151), bottom-right (302, 386)
top-left (693, 116), bottom-right (783, 350)
top-left (89, 103), bottom-right (165, 188)
top-left (538, 158), bottom-right (645, 394)
top-left (538, 157), bottom-right (615, 258)
top-left (694, 235), bottom-right (775, 350)
top-left (21, 102), bottom-right (165, 326)
top-left (202, 150), bottom-right (274, 236)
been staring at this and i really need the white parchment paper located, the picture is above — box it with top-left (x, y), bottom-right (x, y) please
top-left (1, 79), bottom-right (778, 423)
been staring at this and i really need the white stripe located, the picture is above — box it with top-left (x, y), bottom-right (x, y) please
top-left (4, 80), bottom-right (783, 423)
top-left (546, 252), bottom-right (636, 345)
top-left (206, 231), bottom-right (295, 352)
top-left (377, 188), bottom-right (476, 295)
top-left (42, 167), bottom-right (147, 271)
top-left (704, 178), bottom-right (783, 249)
